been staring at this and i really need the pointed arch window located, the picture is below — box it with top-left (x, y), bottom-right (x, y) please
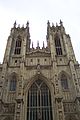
top-left (9, 75), bottom-right (16, 91)
top-left (27, 79), bottom-right (53, 120)
top-left (14, 36), bottom-right (22, 54)
top-left (61, 74), bottom-right (68, 90)
top-left (55, 35), bottom-right (62, 55)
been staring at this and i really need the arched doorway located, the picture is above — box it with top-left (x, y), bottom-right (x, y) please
top-left (27, 79), bottom-right (53, 120)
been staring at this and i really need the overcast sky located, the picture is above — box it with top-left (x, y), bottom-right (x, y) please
top-left (0, 0), bottom-right (80, 63)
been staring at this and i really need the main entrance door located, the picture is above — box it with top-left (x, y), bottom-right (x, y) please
top-left (27, 79), bottom-right (53, 120)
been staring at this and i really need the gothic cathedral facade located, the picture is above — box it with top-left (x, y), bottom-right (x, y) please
top-left (0, 20), bottom-right (80, 120)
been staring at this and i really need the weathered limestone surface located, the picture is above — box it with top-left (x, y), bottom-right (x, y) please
top-left (0, 21), bottom-right (80, 120)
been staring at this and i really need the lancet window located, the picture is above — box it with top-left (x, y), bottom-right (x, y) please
top-left (14, 36), bottom-right (22, 54)
top-left (61, 74), bottom-right (68, 90)
top-left (55, 35), bottom-right (62, 55)
top-left (9, 75), bottom-right (16, 91)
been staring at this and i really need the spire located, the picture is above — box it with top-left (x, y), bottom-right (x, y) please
top-left (37, 41), bottom-right (39, 48)
top-left (56, 22), bottom-right (59, 31)
top-left (36, 41), bottom-right (40, 49)
top-left (47, 20), bottom-right (50, 30)
top-left (42, 41), bottom-right (45, 49)
top-left (56, 22), bottom-right (58, 27)
top-left (52, 22), bottom-right (55, 31)
top-left (18, 24), bottom-right (20, 28)
top-left (26, 21), bottom-right (30, 47)
top-left (22, 24), bottom-right (24, 28)
top-left (60, 19), bottom-right (63, 26)
top-left (26, 21), bottom-right (30, 36)
top-left (13, 21), bottom-right (16, 28)
top-left (32, 42), bottom-right (34, 48)
top-left (52, 22), bottom-right (54, 27)
top-left (47, 20), bottom-right (50, 26)
top-left (47, 20), bottom-right (51, 40)
top-left (26, 21), bottom-right (29, 28)
top-left (59, 19), bottom-right (65, 33)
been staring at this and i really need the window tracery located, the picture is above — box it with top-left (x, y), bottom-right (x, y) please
top-left (63, 102), bottom-right (76, 113)
top-left (55, 35), bottom-right (62, 55)
top-left (9, 75), bottom-right (16, 91)
top-left (61, 74), bottom-right (68, 90)
top-left (27, 79), bottom-right (53, 120)
top-left (14, 36), bottom-right (22, 54)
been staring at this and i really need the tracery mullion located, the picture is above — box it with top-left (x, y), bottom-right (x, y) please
top-left (31, 90), bottom-right (33, 120)
top-left (29, 91), bottom-right (31, 120)
top-left (41, 89), bottom-right (44, 120)
top-left (40, 90), bottom-right (41, 107)
top-left (42, 91), bottom-right (44, 106)
top-left (27, 80), bottom-right (53, 120)
top-left (32, 110), bottom-right (33, 120)
top-left (38, 90), bottom-right (40, 107)
top-left (37, 89), bottom-right (38, 118)
top-left (32, 93), bottom-right (33, 107)
top-left (43, 110), bottom-right (45, 120)
top-left (48, 90), bottom-right (51, 120)
top-left (46, 90), bottom-right (49, 120)
top-left (34, 86), bottom-right (37, 120)
top-left (46, 109), bottom-right (49, 120)
top-left (39, 90), bottom-right (42, 119)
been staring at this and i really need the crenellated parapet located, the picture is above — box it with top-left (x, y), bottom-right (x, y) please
top-left (47, 20), bottom-right (65, 39)
top-left (10, 21), bottom-right (30, 45)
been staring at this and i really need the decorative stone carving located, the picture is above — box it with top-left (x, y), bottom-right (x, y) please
top-left (0, 103), bottom-right (15, 114)
top-left (58, 101), bottom-right (62, 109)
top-left (16, 114), bottom-right (20, 120)
top-left (54, 75), bottom-right (60, 94)
top-left (17, 103), bottom-right (21, 109)
top-left (59, 111), bottom-right (63, 120)
top-left (63, 102), bottom-right (76, 113)
top-left (55, 86), bottom-right (59, 94)
top-left (0, 21), bottom-right (80, 120)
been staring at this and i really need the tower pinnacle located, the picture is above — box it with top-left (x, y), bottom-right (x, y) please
top-left (26, 21), bottom-right (29, 28)
top-left (13, 21), bottom-right (16, 28)
top-left (60, 19), bottom-right (63, 26)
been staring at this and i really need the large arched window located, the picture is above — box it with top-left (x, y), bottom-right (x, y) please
top-left (14, 36), bottom-right (22, 54)
top-left (55, 35), bottom-right (62, 55)
top-left (61, 74), bottom-right (68, 90)
top-left (27, 79), bottom-right (53, 120)
top-left (9, 75), bottom-right (16, 91)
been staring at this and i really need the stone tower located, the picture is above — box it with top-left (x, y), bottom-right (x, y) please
top-left (0, 20), bottom-right (80, 120)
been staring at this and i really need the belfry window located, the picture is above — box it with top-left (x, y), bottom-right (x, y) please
top-left (27, 79), bottom-right (53, 120)
top-left (55, 35), bottom-right (62, 55)
top-left (14, 36), bottom-right (22, 54)
top-left (61, 74), bottom-right (68, 90)
top-left (9, 75), bottom-right (16, 91)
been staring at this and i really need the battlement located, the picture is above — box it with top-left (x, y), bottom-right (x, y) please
top-left (12, 21), bottom-right (29, 29)
top-left (47, 20), bottom-right (65, 33)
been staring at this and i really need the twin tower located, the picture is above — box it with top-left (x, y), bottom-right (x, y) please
top-left (0, 20), bottom-right (80, 120)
